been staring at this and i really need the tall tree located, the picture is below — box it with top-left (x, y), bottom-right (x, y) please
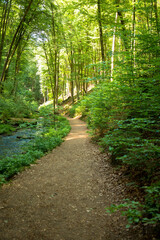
top-left (97, 0), bottom-right (105, 62)
top-left (0, 0), bottom-right (12, 66)
top-left (111, 12), bottom-right (118, 81)
top-left (0, 0), bottom-right (41, 91)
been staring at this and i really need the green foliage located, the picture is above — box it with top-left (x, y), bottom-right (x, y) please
top-left (0, 0), bottom-right (159, 232)
top-left (68, 105), bottom-right (77, 118)
top-left (72, 78), bottom-right (160, 179)
top-left (30, 135), bottom-right (62, 153)
top-left (100, 117), bottom-right (160, 178)
top-left (0, 105), bottom-right (71, 185)
top-left (0, 174), bottom-right (6, 184)
top-left (39, 103), bottom-right (54, 117)
top-left (143, 184), bottom-right (160, 225)
top-left (106, 200), bottom-right (143, 228)
top-left (0, 151), bottom-right (43, 179)
top-left (18, 121), bottom-right (37, 129)
top-left (0, 124), bottom-right (15, 134)
top-left (69, 73), bottom-right (160, 229)
top-left (106, 183), bottom-right (160, 228)
top-left (68, 95), bottom-right (93, 120)
top-left (0, 96), bottom-right (39, 122)
top-left (68, 102), bottom-right (81, 118)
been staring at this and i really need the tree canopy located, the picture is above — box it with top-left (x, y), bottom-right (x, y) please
top-left (0, 0), bottom-right (160, 233)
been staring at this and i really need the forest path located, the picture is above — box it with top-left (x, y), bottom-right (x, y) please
top-left (0, 117), bottom-right (143, 240)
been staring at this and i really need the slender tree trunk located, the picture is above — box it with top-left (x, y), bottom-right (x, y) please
top-left (11, 44), bottom-right (21, 96)
top-left (70, 45), bottom-right (74, 103)
top-left (115, 0), bottom-right (129, 51)
top-left (68, 53), bottom-right (74, 103)
top-left (54, 49), bottom-right (57, 112)
top-left (150, 1), bottom-right (153, 29)
top-left (51, 3), bottom-right (59, 114)
top-left (131, 0), bottom-right (136, 71)
top-left (0, 0), bottom-right (34, 88)
top-left (56, 53), bottom-right (60, 105)
top-left (43, 43), bottom-right (55, 111)
top-left (0, 0), bottom-right (12, 65)
top-left (62, 30), bottom-right (75, 103)
top-left (97, 0), bottom-right (105, 62)
top-left (145, 2), bottom-right (150, 32)
top-left (153, 0), bottom-right (159, 36)
top-left (76, 57), bottom-right (80, 100)
top-left (111, 12), bottom-right (118, 81)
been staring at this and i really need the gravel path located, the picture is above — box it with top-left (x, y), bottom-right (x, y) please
top-left (0, 117), bottom-right (144, 240)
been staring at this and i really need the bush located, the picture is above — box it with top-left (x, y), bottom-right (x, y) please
top-left (100, 116), bottom-right (160, 180)
top-left (0, 123), bottom-right (15, 134)
top-left (106, 183), bottom-right (160, 228)
top-left (67, 78), bottom-right (160, 230)
top-left (68, 103), bottom-right (80, 117)
top-left (0, 96), bottom-right (39, 122)
top-left (0, 110), bottom-right (71, 185)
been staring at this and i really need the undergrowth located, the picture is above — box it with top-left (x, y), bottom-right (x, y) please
top-left (0, 104), bottom-right (71, 185)
top-left (68, 78), bottom-right (160, 234)
top-left (0, 123), bottom-right (15, 134)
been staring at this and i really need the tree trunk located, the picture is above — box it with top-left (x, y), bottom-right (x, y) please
top-left (70, 45), bottom-right (74, 103)
top-left (0, 0), bottom-right (34, 88)
top-left (56, 53), bottom-right (60, 105)
top-left (131, 0), bottom-right (136, 72)
top-left (153, 0), bottom-right (159, 36)
top-left (11, 43), bottom-right (22, 97)
top-left (0, 0), bottom-right (12, 66)
top-left (111, 12), bottom-right (118, 81)
top-left (115, 0), bottom-right (129, 51)
top-left (43, 43), bottom-right (55, 111)
top-left (54, 49), bottom-right (57, 113)
top-left (97, 0), bottom-right (105, 62)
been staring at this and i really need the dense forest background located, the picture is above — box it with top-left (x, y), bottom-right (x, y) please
top-left (0, 0), bottom-right (160, 233)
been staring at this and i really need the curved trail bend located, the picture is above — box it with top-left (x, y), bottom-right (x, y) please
top-left (0, 117), bottom-right (143, 240)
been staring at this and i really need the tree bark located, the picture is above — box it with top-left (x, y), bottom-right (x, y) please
top-left (153, 0), bottom-right (159, 36)
top-left (0, 0), bottom-right (34, 86)
top-left (0, 0), bottom-right (12, 65)
top-left (70, 47), bottom-right (74, 104)
top-left (111, 12), bottom-right (118, 81)
top-left (97, 0), bottom-right (105, 62)
top-left (115, 0), bottom-right (129, 51)
top-left (131, 0), bottom-right (136, 72)
top-left (43, 43), bottom-right (55, 111)
top-left (54, 49), bottom-right (57, 112)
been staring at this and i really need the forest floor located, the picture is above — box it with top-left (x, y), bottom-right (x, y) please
top-left (0, 117), bottom-right (145, 240)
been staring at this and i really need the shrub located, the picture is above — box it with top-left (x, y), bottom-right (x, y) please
top-left (0, 111), bottom-right (71, 185)
top-left (68, 103), bottom-right (80, 117)
top-left (106, 183), bottom-right (160, 228)
top-left (0, 96), bottom-right (39, 122)
top-left (0, 124), bottom-right (15, 134)
top-left (67, 78), bottom-right (160, 230)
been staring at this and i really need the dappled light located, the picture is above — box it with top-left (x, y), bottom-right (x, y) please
top-left (66, 133), bottom-right (88, 141)
top-left (0, 0), bottom-right (159, 238)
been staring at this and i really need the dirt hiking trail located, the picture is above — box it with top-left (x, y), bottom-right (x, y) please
top-left (0, 117), bottom-right (143, 240)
